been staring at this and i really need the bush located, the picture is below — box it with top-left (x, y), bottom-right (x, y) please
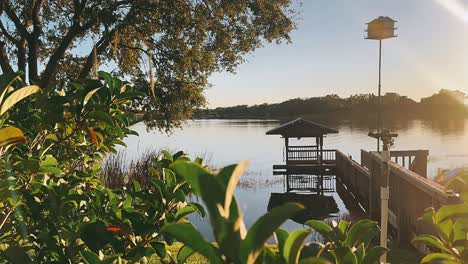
top-left (0, 72), bottom-right (205, 263)
top-left (413, 172), bottom-right (468, 263)
top-left (163, 160), bottom-right (386, 264)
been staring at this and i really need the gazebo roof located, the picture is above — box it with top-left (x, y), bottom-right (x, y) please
top-left (266, 118), bottom-right (338, 138)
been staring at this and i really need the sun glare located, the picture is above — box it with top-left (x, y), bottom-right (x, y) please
top-left (435, 0), bottom-right (468, 24)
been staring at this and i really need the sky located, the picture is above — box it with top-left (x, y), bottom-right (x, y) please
top-left (205, 0), bottom-right (468, 108)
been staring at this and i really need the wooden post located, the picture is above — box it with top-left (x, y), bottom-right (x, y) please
top-left (284, 137), bottom-right (290, 192)
top-left (369, 157), bottom-right (380, 220)
top-left (412, 151), bottom-right (428, 178)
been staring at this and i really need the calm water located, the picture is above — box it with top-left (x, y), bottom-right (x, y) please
top-left (122, 118), bottom-right (468, 240)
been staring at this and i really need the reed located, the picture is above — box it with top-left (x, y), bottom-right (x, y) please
top-left (100, 149), bottom-right (160, 189)
top-left (100, 149), bottom-right (212, 189)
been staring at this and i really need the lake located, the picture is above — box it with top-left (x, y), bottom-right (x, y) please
top-left (122, 118), bottom-right (468, 240)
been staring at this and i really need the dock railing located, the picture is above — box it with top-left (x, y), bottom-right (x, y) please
top-left (286, 147), bottom-right (336, 164)
top-left (337, 149), bottom-right (459, 248)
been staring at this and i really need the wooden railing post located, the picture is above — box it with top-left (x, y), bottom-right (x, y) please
top-left (411, 151), bottom-right (429, 178)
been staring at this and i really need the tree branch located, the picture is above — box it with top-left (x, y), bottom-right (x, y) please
top-left (0, 40), bottom-right (13, 73)
top-left (78, 31), bottom-right (113, 79)
top-left (40, 20), bottom-right (95, 88)
top-left (28, 0), bottom-right (46, 82)
top-left (0, 19), bottom-right (19, 44)
top-left (2, 1), bottom-right (29, 38)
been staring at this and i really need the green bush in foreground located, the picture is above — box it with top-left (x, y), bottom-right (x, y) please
top-left (0, 72), bottom-right (205, 263)
top-left (164, 160), bottom-right (386, 264)
top-left (413, 172), bottom-right (468, 264)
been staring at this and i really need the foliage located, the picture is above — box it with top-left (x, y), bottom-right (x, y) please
top-left (0, 0), bottom-right (297, 131)
top-left (303, 220), bottom-right (387, 264)
top-left (0, 72), bottom-right (205, 263)
top-left (413, 172), bottom-right (468, 264)
top-left (162, 160), bottom-right (386, 264)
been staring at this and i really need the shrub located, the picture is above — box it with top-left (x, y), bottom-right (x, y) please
top-left (413, 172), bottom-right (468, 263)
top-left (0, 72), bottom-right (204, 263)
top-left (162, 160), bottom-right (386, 264)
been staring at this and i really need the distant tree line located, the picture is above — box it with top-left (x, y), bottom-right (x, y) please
top-left (194, 89), bottom-right (468, 120)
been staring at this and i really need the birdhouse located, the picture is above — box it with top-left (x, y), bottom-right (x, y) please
top-left (366, 16), bottom-right (397, 40)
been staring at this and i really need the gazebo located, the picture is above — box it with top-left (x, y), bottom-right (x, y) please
top-left (266, 118), bottom-right (338, 166)
top-left (266, 118), bottom-right (339, 193)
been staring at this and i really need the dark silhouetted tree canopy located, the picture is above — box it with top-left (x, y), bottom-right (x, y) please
top-left (0, 0), bottom-right (297, 130)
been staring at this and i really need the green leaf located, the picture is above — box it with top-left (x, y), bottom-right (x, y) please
top-left (224, 160), bottom-right (248, 216)
top-left (151, 242), bottom-right (167, 259)
top-left (436, 204), bottom-right (468, 223)
top-left (330, 247), bottom-right (358, 264)
top-left (300, 243), bottom-right (323, 260)
top-left (161, 150), bottom-right (173, 161)
top-left (40, 156), bottom-right (58, 167)
top-left (337, 220), bottom-right (349, 235)
top-left (420, 253), bottom-right (461, 264)
top-left (274, 229), bottom-right (289, 256)
top-left (39, 166), bottom-right (62, 175)
top-left (304, 220), bottom-right (333, 241)
top-left (241, 202), bottom-right (304, 263)
top-left (164, 168), bottom-right (176, 189)
top-left (361, 246), bottom-right (388, 264)
top-left (80, 251), bottom-right (101, 264)
top-left (0, 73), bottom-right (22, 104)
top-left (0, 126), bottom-right (26, 147)
top-left (171, 161), bottom-right (212, 196)
top-left (413, 235), bottom-right (452, 254)
top-left (283, 229), bottom-right (312, 264)
top-left (343, 220), bottom-right (378, 247)
top-left (161, 223), bottom-right (221, 264)
top-left (133, 180), bottom-right (141, 192)
top-left (299, 257), bottom-right (332, 264)
top-left (83, 87), bottom-right (101, 107)
top-left (0, 85), bottom-right (41, 115)
top-left (3, 246), bottom-right (32, 264)
top-left (189, 202), bottom-right (206, 218)
top-left (80, 221), bottom-right (113, 251)
top-left (87, 111), bottom-right (114, 125)
top-left (175, 205), bottom-right (197, 221)
top-left (177, 245), bottom-right (195, 264)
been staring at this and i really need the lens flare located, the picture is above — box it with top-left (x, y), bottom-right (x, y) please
top-left (435, 0), bottom-right (468, 24)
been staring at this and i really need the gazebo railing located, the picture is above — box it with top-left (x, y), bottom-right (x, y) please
top-left (286, 146), bottom-right (336, 163)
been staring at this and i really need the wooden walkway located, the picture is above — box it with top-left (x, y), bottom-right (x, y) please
top-left (336, 149), bottom-right (459, 250)
top-left (274, 148), bottom-right (460, 250)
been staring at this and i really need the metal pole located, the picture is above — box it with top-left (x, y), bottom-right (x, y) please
top-left (377, 39), bottom-right (382, 152)
top-left (380, 143), bottom-right (390, 263)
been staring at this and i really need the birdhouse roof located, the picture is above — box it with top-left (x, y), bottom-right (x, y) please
top-left (367, 16), bottom-right (397, 24)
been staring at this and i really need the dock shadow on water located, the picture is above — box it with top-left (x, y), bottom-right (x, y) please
top-left (267, 192), bottom-right (339, 224)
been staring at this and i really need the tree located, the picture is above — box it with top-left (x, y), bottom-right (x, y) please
top-left (0, 0), bottom-right (296, 130)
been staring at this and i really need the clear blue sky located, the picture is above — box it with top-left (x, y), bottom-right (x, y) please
top-left (206, 0), bottom-right (468, 107)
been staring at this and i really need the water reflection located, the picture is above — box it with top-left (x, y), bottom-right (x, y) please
top-left (267, 193), bottom-right (339, 224)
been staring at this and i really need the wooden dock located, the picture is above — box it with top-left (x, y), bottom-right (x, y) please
top-left (336, 149), bottom-right (460, 250)
top-left (272, 148), bottom-right (460, 250)
top-left (267, 118), bottom-right (460, 251)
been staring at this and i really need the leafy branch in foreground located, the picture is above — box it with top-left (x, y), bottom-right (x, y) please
top-left (0, 72), bottom-right (207, 263)
top-left (163, 160), bottom-right (386, 264)
top-left (413, 172), bottom-right (468, 264)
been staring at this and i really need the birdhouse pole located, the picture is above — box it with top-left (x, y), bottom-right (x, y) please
top-left (365, 17), bottom-right (397, 264)
top-left (365, 16), bottom-right (397, 152)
